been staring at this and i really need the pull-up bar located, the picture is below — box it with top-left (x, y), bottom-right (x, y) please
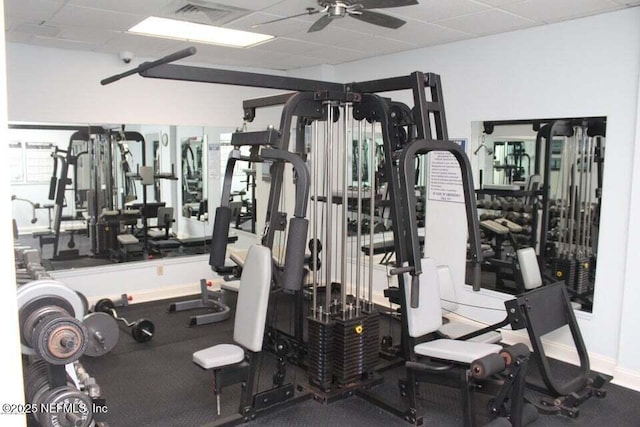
top-left (100, 46), bottom-right (197, 86)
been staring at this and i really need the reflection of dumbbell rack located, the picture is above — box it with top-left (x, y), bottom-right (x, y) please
top-left (475, 188), bottom-right (541, 249)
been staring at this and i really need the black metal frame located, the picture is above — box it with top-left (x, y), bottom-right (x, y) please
top-left (100, 49), bottom-right (487, 425)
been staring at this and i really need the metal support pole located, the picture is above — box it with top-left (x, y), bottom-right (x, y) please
top-left (341, 103), bottom-right (350, 317)
top-left (368, 122), bottom-right (375, 305)
top-left (325, 103), bottom-right (334, 316)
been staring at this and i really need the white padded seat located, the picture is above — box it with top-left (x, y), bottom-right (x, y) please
top-left (414, 339), bottom-right (501, 364)
top-left (193, 344), bottom-right (244, 369)
top-left (438, 322), bottom-right (502, 344)
top-left (516, 248), bottom-right (543, 290)
top-left (147, 229), bottom-right (166, 239)
top-left (117, 234), bottom-right (138, 245)
top-left (193, 245), bottom-right (271, 376)
top-left (220, 280), bottom-right (240, 293)
top-left (229, 249), bottom-right (247, 267)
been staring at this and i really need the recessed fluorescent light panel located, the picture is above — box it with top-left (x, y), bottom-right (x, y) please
top-left (129, 16), bottom-right (273, 48)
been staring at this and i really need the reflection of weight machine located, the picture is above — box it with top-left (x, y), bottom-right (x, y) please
top-left (493, 140), bottom-right (531, 184)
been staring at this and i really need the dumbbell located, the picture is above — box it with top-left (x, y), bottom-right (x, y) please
top-left (94, 298), bottom-right (155, 343)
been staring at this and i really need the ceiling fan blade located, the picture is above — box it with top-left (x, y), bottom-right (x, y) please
top-left (308, 15), bottom-right (334, 33)
top-left (251, 8), bottom-right (319, 28)
top-left (356, 0), bottom-right (419, 9)
top-left (351, 10), bottom-right (406, 29)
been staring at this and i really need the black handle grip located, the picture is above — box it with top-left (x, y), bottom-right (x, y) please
top-left (389, 266), bottom-right (414, 276)
top-left (100, 47), bottom-right (197, 86)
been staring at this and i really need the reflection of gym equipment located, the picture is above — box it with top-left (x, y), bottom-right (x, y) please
top-left (181, 138), bottom-right (203, 205)
top-left (493, 141), bottom-right (531, 184)
top-left (168, 278), bottom-right (231, 327)
top-left (11, 194), bottom-right (39, 224)
top-left (94, 297), bottom-right (155, 343)
top-left (229, 168), bottom-right (256, 233)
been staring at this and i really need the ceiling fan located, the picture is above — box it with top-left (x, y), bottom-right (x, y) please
top-left (253, 0), bottom-right (419, 33)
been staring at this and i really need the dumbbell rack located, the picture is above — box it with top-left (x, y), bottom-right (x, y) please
top-left (475, 187), bottom-right (542, 293)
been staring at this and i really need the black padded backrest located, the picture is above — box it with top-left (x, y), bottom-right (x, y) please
top-left (516, 281), bottom-right (569, 337)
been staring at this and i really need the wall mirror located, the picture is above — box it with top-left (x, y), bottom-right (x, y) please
top-left (8, 122), bottom-right (257, 272)
top-left (470, 117), bottom-right (606, 312)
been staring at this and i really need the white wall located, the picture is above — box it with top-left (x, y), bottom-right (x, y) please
top-left (325, 8), bottom-right (640, 384)
top-left (0, 4), bottom-right (27, 424)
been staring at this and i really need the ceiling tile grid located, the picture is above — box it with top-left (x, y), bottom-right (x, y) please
top-left (3, 0), bottom-right (637, 70)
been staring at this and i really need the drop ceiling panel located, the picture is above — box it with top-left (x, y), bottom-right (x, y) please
top-left (259, 0), bottom-right (321, 22)
top-left (48, 5), bottom-right (145, 31)
top-left (437, 8), bottom-right (536, 35)
top-left (99, 33), bottom-right (184, 56)
top-left (214, 0), bottom-right (286, 11)
top-left (253, 37), bottom-right (324, 55)
top-left (58, 27), bottom-right (119, 45)
top-left (500, 0), bottom-right (621, 23)
top-left (223, 13), bottom-right (311, 37)
top-left (391, 0), bottom-right (490, 23)
top-left (303, 45), bottom-right (373, 64)
top-left (286, 25), bottom-right (369, 46)
top-left (341, 35), bottom-right (416, 56)
top-left (4, 0), bottom-right (64, 21)
top-left (67, 0), bottom-right (174, 15)
top-left (381, 20), bottom-right (473, 46)
top-left (29, 35), bottom-right (98, 50)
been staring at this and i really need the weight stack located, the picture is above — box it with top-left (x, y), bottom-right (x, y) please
top-left (573, 256), bottom-right (590, 295)
top-left (554, 256), bottom-right (576, 289)
top-left (363, 310), bottom-right (380, 375)
top-left (333, 315), bottom-right (366, 385)
top-left (307, 317), bottom-right (334, 391)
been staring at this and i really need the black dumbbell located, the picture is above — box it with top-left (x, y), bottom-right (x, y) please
top-left (94, 298), bottom-right (155, 343)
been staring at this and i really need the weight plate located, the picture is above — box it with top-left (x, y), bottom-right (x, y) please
top-left (17, 280), bottom-right (85, 356)
top-left (40, 386), bottom-right (92, 427)
top-left (33, 315), bottom-right (88, 365)
top-left (93, 298), bottom-right (115, 314)
top-left (131, 319), bottom-right (155, 343)
top-left (83, 312), bottom-right (119, 357)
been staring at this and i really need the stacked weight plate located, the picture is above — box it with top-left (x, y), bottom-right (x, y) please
top-left (574, 256), bottom-right (590, 295)
top-left (363, 310), bottom-right (380, 375)
top-left (333, 315), bottom-right (366, 385)
top-left (307, 317), bottom-right (334, 391)
top-left (554, 257), bottom-right (576, 290)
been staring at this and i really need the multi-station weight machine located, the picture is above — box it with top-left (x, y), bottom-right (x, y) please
top-left (103, 47), bottom-right (551, 426)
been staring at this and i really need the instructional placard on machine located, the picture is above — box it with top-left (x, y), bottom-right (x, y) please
top-left (428, 139), bottom-right (466, 204)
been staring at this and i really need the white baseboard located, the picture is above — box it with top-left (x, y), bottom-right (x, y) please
top-left (86, 280), bottom-right (223, 307)
top-left (612, 366), bottom-right (640, 392)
